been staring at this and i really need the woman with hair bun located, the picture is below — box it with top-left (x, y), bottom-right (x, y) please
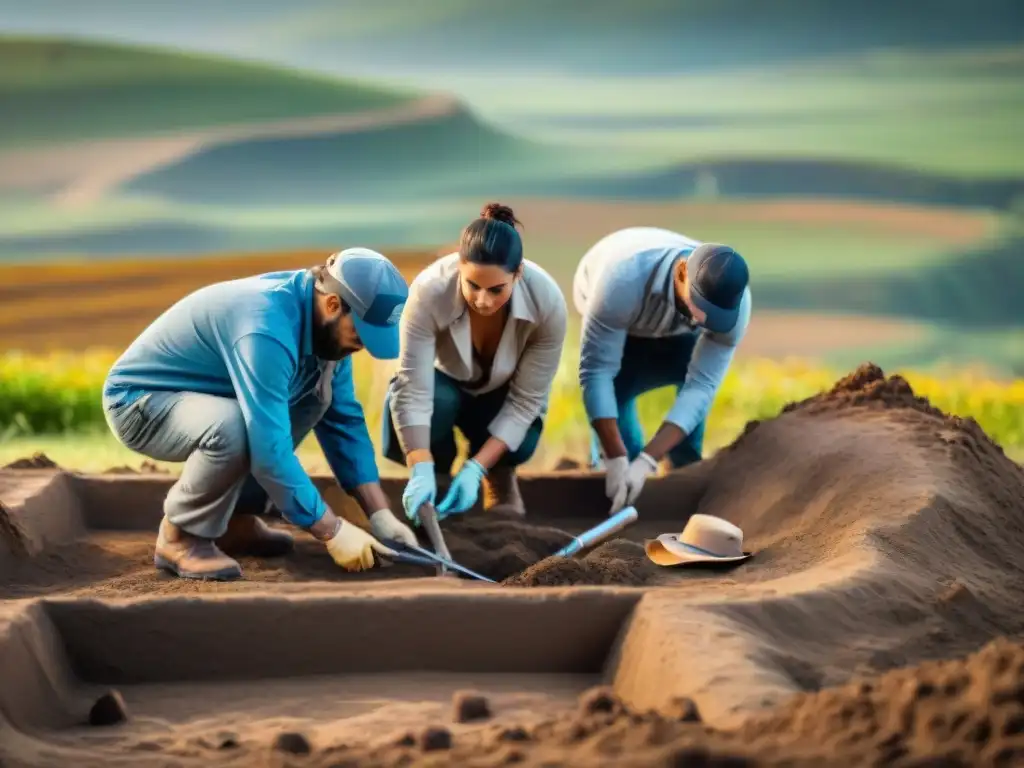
top-left (383, 203), bottom-right (567, 522)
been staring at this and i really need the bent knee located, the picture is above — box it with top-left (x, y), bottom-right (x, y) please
top-left (202, 405), bottom-right (250, 463)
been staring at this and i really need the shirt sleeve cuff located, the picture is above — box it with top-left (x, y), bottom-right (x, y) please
top-left (488, 414), bottom-right (529, 453)
top-left (582, 381), bottom-right (619, 421)
top-left (664, 393), bottom-right (708, 436)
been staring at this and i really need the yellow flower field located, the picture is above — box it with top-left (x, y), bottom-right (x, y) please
top-left (2, 348), bottom-right (1022, 470)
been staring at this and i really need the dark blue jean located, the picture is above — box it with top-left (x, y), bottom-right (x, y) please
top-left (382, 369), bottom-right (544, 475)
top-left (588, 332), bottom-right (706, 469)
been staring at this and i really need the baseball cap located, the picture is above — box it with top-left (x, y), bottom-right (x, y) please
top-left (321, 247), bottom-right (408, 360)
top-left (686, 244), bottom-right (749, 334)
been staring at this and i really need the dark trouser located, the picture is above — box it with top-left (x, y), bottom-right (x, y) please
top-left (589, 333), bottom-right (706, 470)
top-left (382, 369), bottom-right (544, 475)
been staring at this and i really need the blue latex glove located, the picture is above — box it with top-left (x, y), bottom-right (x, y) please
top-left (402, 461), bottom-right (437, 526)
top-left (436, 459), bottom-right (487, 519)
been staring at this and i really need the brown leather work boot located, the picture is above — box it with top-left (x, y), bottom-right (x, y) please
top-left (216, 514), bottom-right (294, 558)
top-left (482, 466), bottom-right (526, 516)
top-left (154, 517), bottom-right (243, 581)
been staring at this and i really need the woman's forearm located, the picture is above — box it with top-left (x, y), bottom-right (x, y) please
top-left (473, 435), bottom-right (509, 471)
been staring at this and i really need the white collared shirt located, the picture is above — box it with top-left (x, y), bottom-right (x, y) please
top-left (389, 253), bottom-right (568, 451)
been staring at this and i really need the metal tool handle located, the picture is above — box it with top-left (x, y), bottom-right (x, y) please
top-left (554, 506), bottom-right (639, 557)
top-left (417, 502), bottom-right (452, 574)
top-left (398, 541), bottom-right (497, 583)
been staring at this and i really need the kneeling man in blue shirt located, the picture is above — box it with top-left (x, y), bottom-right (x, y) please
top-left (102, 248), bottom-right (418, 581)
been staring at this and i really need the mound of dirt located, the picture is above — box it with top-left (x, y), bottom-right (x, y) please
top-left (502, 540), bottom-right (659, 587)
top-left (523, 635), bottom-right (1024, 765)
top-left (102, 461), bottom-right (170, 475)
top-left (733, 361), bottom-right (1004, 455)
top-left (653, 362), bottom-right (1024, 713)
top-left (203, 635), bottom-right (1020, 766)
top-left (440, 511), bottom-right (574, 582)
top-left (438, 512), bottom-right (661, 587)
top-left (731, 634), bottom-right (1024, 766)
top-left (3, 453), bottom-right (60, 470)
top-left (444, 363), bottom-right (1024, 594)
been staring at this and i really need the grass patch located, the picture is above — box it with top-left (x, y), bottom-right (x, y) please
top-left (3, 349), bottom-right (1022, 474)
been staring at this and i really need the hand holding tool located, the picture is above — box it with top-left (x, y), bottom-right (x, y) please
top-left (402, 461), bottom-right (437, 524)
top-left (325, 520), bottom-right (397, 572)
top-left (604, 456), bottom-right (630, 513)
top-left (623, 453), bottom-right (658, 507)
top-left (369, 508), bottom-right (418, 548)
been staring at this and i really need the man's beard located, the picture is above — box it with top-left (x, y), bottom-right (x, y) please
top-left (674, 293), bottom-right (693, 322)
top-left (312, 315), bottom-right (356, 360)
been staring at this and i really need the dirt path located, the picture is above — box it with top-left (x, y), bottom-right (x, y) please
top-left (506, 197), bottom-right (996, 243)
top-left (0, 94), bottom-right (459, 208)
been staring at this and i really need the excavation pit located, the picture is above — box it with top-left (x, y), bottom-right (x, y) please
top-left (1, 591), bottom-right (641, 757)
top-left (5, 364), bottom-right (1024, 765)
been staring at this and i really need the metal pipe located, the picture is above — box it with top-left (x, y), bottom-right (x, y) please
top-left (553, 506), bottom-right (639, 558)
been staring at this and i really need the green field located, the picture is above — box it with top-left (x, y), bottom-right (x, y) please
top-left (2, 37), bottom-right (1022, 262)
top-left (2, 35), bottom-right (1023, 376)
top-left (385, 48), bottom-right (1024, 179)
top-left (0, 36), bottom-right (416, 148)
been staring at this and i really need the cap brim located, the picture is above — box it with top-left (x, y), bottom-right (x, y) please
top-left (688, 287), bottom-right (739, 335)
top-left (352, 312), bottom-right (400, 360)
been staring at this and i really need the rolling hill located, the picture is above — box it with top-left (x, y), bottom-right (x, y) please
top-left (119, 103), bottom-right (648, 206)
top-left (0, 36), bottom-right (417, 149)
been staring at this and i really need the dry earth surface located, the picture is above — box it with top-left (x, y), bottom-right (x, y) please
top-left (2, 364), bottom-right (1024, 766)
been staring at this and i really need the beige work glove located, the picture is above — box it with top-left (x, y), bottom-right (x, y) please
top-left (604, 455), bottom-right (630, 514)
top-left (324, 519), bottom-right (397, 572)
top-left (624, 452), bottom-right (659, 506)
top-left (369, 508), bottom-right (418, 548)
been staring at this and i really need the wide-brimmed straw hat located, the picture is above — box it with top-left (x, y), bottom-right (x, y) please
top-left (644, 514), bottom-right (753, 566)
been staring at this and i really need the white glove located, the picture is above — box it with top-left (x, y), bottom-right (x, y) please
top-left (604, 455), bottom-right (630, 514)
top-left (324, 520), bottom-right (396, 572)
top-left (369, 508), bottom-right (418, 548)
top-left (624, 452), bottom-right (659, 506)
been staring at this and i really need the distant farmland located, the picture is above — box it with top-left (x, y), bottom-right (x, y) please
top-left (0, 196), bottom-right (1010, 371)
top-left (0, 248), bottom-right (437, 353)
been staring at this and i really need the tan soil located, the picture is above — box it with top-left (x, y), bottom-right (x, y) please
top-left (2, 363), bottom-right (1024, 766)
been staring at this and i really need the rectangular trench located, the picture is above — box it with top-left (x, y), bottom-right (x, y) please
top-left (43, 591), bottom-right (643, 684)
top-left (0, 590), bottom-right (646, 744)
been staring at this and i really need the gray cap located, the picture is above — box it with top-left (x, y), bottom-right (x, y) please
top-left (318, 248), bottom-right (409, 360)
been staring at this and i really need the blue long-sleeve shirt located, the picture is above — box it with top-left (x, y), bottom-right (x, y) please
top-left (103, 269), bottom-right (379, 528)
top-left (572, 227), bottom-right (752, 435)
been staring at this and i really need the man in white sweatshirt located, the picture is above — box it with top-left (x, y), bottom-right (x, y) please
top-left (573, 227), bottom-right (752, 514)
